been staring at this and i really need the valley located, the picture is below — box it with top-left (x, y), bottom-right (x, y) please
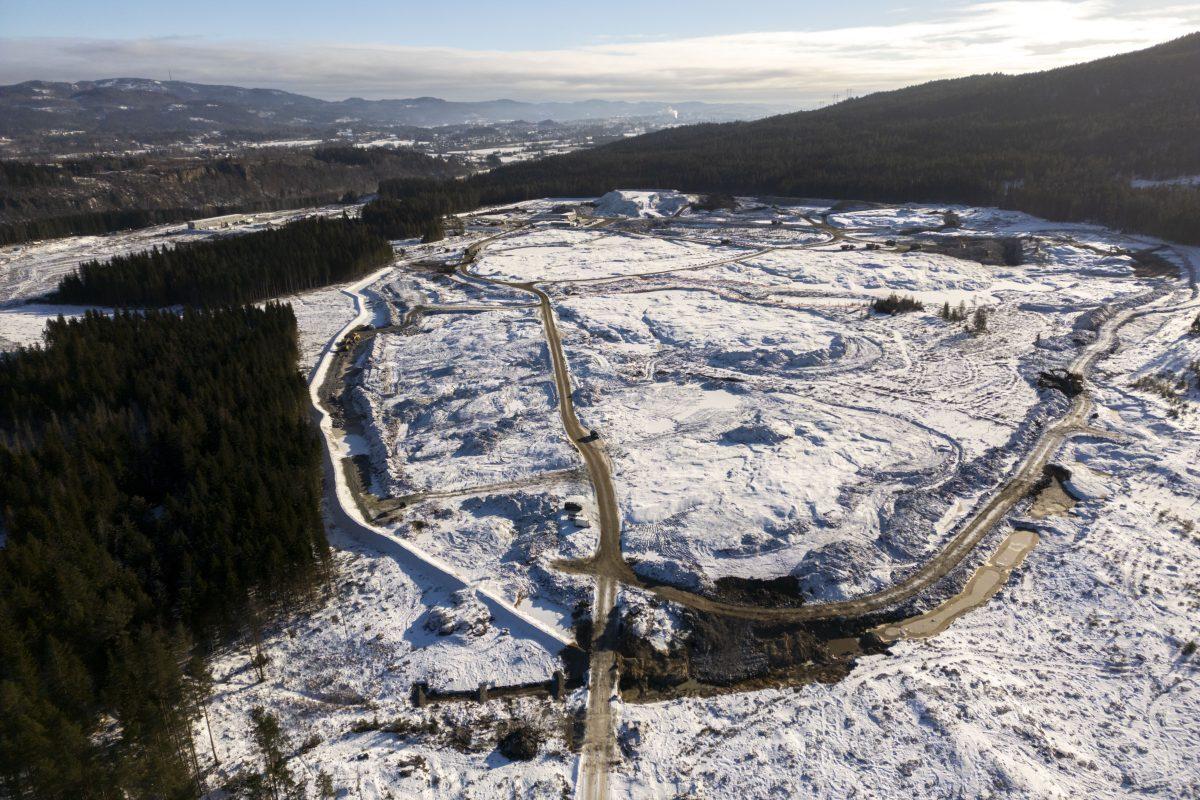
top-left (2, 190), bottom-right (1198, 798)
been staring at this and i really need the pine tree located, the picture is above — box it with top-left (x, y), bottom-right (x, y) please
top-left (971, 306), bottom-right (990, 335)
top-left (250, 707), bottom-right (302, 800)
top-left (0, 306), bottom-right (327, 797)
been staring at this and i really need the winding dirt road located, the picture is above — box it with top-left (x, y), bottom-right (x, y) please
top-left (456, 225), bottom-right (803, 800)
top-left (461, 220), bottom-right (1171, 625)
top-left (301, 206), bottom-right (1187, 800)
top-left (448, 215), bottom-right (1188, 800)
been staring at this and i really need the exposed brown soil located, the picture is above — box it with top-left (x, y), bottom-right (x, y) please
top-left (914, 235), bottom-right (1024, 266)
top-left (616, 608), bottom-right (862, 701)
top-left (1030, 465), bottom-right (1079, 519)
top-left (711, 575), bottom-right (806, 607)
top-left (1130, 248), bottom-right (1181, 279)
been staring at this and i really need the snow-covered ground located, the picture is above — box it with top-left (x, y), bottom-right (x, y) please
top-left (1131, 174), bottom-right (1200, 189)
top-left (0, 203), bottom-right (361, 359)
top-left (593, 189), bottom-right (691, 218)
top-left (472, 227), bottom-right (746, 283)
top-left (537, 206), bottom-right (1155, 596)
top-left (6, 190), bottom-right (1197, 799)
top-left (194, 517), bottom-right (575, 800)
top-left (608, 271), bottom-right (1200, 799)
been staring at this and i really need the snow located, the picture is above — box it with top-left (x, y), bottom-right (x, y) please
top-left (540, 216), bottom-right (1155, 593)
top-left (827, 205), bottom-right (946, 230)
top-left (0, 204), bottom-right (361, 362)
top-left (347, 195), bottom-right (1192, 613)
top-left (282, 285), bottom-right (361, 376)
top-left (350, 266), bottom-right (598, 634)
top-left (472, 227), bottom-right (744, 283)
top-left (609, 281), bottom-right (1200, 799)
top-left (593, 189), bottom-right (691, 218)
top-left (195, 519), bottom-right (575, 799)
top-left (1131, 174), bottom-right (1200, 189)
top-left (0, 302), bottom-right (98, 352)
top-left (359, 306), bottom-right (574, 493)
top-left (6, 193), bottom-right (1197, 799)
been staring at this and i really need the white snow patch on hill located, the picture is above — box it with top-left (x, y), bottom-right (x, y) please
top-left (594, 189), bottom-right (691, 218)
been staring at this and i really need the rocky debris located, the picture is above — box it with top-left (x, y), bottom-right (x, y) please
top-left (616, 608), bottom-right (849, 695)
top-left (497, 723), bottom-right (544, 761)
top-left (423, 589), bottom-right (492, 637)
top-left (1038, 369), bottom-right (1085, 397)
top-left (617, 722), bottom-right (643, 759)
top-left (719, 415), bottom-right (791, 446)
top-left (914, 235), bottom-right (1024, 266)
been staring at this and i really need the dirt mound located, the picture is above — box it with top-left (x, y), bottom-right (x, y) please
top-left (711, 575), bottom-right (805, 607)
top-left (617, 608), bottom-right (849, 695)
top-left (497, 724), bottom-right (543, 761)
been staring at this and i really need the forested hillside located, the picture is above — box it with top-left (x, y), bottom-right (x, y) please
top-left (54, 216), bottom-right (393, 306)
top-left (0, 145), bottom-right (464, 245)
top-left (0, 306), bottom-right (326, 798)
top-left (368, 33), bottom-right (1200, 244)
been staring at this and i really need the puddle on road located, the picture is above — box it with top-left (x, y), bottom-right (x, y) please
top-left (873, 528), bottom-right (1040, 642)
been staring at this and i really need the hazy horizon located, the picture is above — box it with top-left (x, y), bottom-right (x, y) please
top-left (1, 0), bottom-right (1196, 105)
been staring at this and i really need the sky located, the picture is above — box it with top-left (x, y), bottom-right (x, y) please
top-left (0, 0), bottom-right (1196, 105)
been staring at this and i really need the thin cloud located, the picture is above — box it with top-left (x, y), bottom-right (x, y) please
top-left (0, 1), bottom-right (1195, 103)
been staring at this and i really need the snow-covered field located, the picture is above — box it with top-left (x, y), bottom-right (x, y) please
top-left (473, 227), bottom-right (746, 283)
top-left (609, 277), bottom-right (1200, 799)
top-left (537, 207), bottom-right (1153, 596)
top-left (348, 195), bottom-right (1197, 798)
top-left (0, 204), bottom-right (359, 357)
top-left (4, 191), bottom-right (1197, 799)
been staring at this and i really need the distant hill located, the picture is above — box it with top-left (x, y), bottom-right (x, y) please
top-left (450, 33), bottom-right (1200, 243)
top-left (0, 145), bottom-right (465, 245)
top-left (0, 78), bottom-right (786, 137)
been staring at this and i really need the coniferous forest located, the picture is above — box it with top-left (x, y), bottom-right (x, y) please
top-left (362, 33), bottom-right (1200, 246)
top-left (0, 145), bottom-right (465, 246)
top-left (0, 306), bottom-right (327, 798)
top-left (54, 216), bottom-right (393, 307)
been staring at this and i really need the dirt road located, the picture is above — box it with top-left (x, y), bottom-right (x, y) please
top-left (619, 295), bottom-right (1162, 622)
top-left (452, 221), bottom-right (843, 800)
top-left (454, 217), bottom-right (1183, 798)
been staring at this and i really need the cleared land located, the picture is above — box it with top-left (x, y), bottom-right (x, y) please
top-left (3, 192), bottom-right (1196, 799)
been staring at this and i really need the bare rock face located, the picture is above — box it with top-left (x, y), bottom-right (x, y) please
top-left (423, 589), bottom-right (492, 637)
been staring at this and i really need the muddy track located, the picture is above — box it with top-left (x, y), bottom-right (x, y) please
top-left (376, 467), bottom-right (586, 513)
top-left (586, 293), bottom-right (1163, 623)
top-left (450, 219), bottom-right (871, 799)
top-left (448, 215), bottom-right (1185, 797)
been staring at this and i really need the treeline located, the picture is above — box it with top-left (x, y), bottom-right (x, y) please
top-left (0, 306), bottom-right (327, 798)
top-left (312, 145), bottom-right (448, 170)
top-left (54, 216), bottom-right (393, 306)
top-left (363, 176), bottom-right (492, 241)
top-left (363, 158), bottom-right (1200, 250)
top-left (0, 194), bottom-right (351, 247)
top-left (357, 34), bottom-right (1200, 245)
top-left (363, 177), bottom-right (504, 242)
top-left (1, 155), bottom-right (151, 187)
